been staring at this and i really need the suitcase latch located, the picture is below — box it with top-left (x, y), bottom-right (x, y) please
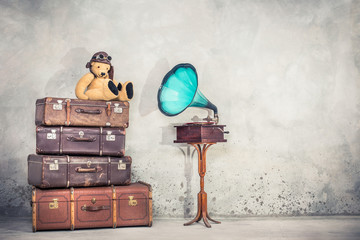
top-left (49, 159), bottom-right (59, 171)
top-left (106, 131), bottom-right (115, 141)
top-left (118, 160), bottom-right (126, 170)
top-left (53, 100), bottom-right (63, 110)
top-left (114, 103), bottom-right (123, 114)
top-left (128, 196), bottom-right (137, 207)
top-left (79, 131), bottom-right (84, 138)
top-left (49, 199), bottom-right (59, 209)
top-left (47, 129), bottom-right (57, 140)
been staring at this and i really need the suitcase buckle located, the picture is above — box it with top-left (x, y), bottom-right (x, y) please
top-left (49, 199), bottom-right (59, 209)
top-left (106, 102), bottom-right (112, 116)
top-left (49, 160), bottom-right (59, 171)
top-left (118, 160), bottom-right (126, 170)
top-left (128, 196), bottom-right (137, 207)
top-left (114, 103), bottom-right (123, 113)
top-left (53, 100), bottom-right (63, 110)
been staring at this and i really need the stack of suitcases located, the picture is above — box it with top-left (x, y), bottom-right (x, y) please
top-left (28, 97), bottom-right (152, 231)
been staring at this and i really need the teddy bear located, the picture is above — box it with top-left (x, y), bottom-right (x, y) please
top-left (75, 51), bottom-right (133, 101)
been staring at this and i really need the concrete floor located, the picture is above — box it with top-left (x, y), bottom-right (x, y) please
top-left (0, 216), bottom-right (360, 240)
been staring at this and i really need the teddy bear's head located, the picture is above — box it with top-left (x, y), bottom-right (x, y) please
top-left (86, 51), bottom-right (114, 80)
top-left (90, 62), bottom-right (111, 79)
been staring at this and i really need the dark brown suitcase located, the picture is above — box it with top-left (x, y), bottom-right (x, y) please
top-left (28, 154), bottom-right (131, 188)
top-left (31, 182), bottom-right (152, 231)
top-left (174, 124), bottom-right (228, 143)
top-left (36, 126), bottom-right (125, 156)
top-left (35, 97), bottom-right (129, 128)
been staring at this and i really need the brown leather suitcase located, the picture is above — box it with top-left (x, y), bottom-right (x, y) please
top-left (28, 154), bottom-right (131, 188)
top-left (35, 97), bottom-right (129, 128)
top-left (31, 182), bottom-right (152, 231)
top-left (36, 126), bottom-right (125, 156)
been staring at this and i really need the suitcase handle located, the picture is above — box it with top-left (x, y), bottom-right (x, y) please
top-left (81, 205), bottom-right (110, 212)
top-left (67, 136), bottom-right (97, 142)
top-left (75, 108), bottom-right (102, 114)
top-left (75, 167), bottom-right (102, 173)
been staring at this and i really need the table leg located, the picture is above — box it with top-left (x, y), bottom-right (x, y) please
top-left (184, 193), bottom-right (202, 225)
top-left (206, 212), bottom-right (221, 224)
top-left (184, 143), bottom-right (221, 228)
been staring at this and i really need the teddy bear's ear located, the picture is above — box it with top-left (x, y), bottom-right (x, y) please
top-left (108, 66), bottom-right (114, 80)
top-left (86, 62), bottom-right (91, 68)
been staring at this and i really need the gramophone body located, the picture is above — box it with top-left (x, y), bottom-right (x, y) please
top-left (174, 124), bottom-right (227, 143)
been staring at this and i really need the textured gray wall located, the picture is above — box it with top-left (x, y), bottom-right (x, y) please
top-left (0, 0), bottom-right (360, 217)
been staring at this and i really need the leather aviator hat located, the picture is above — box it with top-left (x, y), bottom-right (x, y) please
top-left (86, 51), bottom-right (114, 80)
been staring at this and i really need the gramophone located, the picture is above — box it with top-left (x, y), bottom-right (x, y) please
top-left (157, 63), bottom-right (228, 228)
top-left (157, 63), bottom-right (228, 143)
top-left (158, 63), bottom-right (219, 123)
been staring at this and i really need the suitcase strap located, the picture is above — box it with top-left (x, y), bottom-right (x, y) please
top-left (65, 99), bottom-right (71, 126)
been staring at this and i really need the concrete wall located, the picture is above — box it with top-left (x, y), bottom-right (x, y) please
top-left (0, 0), bottom-right (360, 217)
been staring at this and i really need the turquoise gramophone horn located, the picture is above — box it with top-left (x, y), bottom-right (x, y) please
top-left (157, 63), bottom-right (218, 123)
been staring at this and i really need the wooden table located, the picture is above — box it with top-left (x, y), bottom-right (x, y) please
top-left (174, 124), bottom-right (227, 228)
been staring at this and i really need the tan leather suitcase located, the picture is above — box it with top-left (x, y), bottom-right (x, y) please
top-left (31, 182), bottom-right (152, 231)
top-left (36, 126), bottom-right (125, 156)
top-left (35, 97), bottom-right (129, 128)
top-left (28, 154), bottom-right (132, 188)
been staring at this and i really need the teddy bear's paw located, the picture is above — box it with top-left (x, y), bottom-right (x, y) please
top-left (125, 82), bottom-right (134, 100)
top-left (118, 81), bottom-right (134, 101)
top-left (101, 80), bottom-right (118, 100)
top-left (108, 81), bottom-right (119, 96)
top-left (117, 82), bottom-right (123, 91)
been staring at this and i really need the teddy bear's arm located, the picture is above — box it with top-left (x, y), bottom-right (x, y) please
top-left (75, 73), bottom-right (95, 100)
